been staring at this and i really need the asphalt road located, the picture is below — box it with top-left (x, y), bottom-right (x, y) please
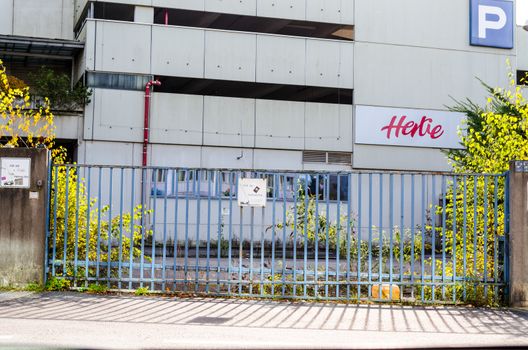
top-left (0, 291), bottom-right (527, 349)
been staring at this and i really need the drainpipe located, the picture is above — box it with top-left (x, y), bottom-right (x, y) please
top-left (143, 79), bottom-right (161, 167)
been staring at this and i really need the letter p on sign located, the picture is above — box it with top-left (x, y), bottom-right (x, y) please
top-left (470, 0), bottom-right (513, 49)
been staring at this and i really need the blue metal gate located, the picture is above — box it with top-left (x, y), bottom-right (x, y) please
top-left (45, 164), bottom-right (509, 305)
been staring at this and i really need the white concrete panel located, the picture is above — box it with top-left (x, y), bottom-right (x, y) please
top-left (518, 26), bottom-right (528, 71)
top-left (80, 141), bottom-right (140, 166)
top-left (74, 0), bottom-right (88, 23)
top-left (152, 26), bottom-right (205, 78)
top-left (150, 144), bottom-right (201, 167)
top-left (150, 93), bottom-right (204, 145)
top-left (306, 0), bottom-right (342, 24)
top-left (201, 147), bottom-right (254, 169)
top-left (134, 6), bottom-right (154, 23)
top-left (95, 21), bottom-right (151, 74)
top-left (340, 0), bottom-right (354, 25)
top-left (253, 149), bottom-right (303, 170)
top-left (305, 103), bottom-right (353, 152)
top-left (153, 0), bottom-right (204, 10)
top-left (203, 96), bottom-right (255, 147)
top-left (353, 145), bottom-right (451, 172)
top-left (256, 0), bottom-right (306, 21)
top-left (256, 35), bottom-right (306, 85)
top-left (85, 20), bottom-right (96, 71)
top-left (255, 100), bottom-right (304, 149)
top-left (61, 0), bottom-right (75, 39)
top-left (91, 88), bottom-right (144, 142)
top-left (339, 42), bottom-right (354, 88)
top-left (55, 115), bottom-right (82, 140)
top-left (13, 0), bottom-right (65, 39)
top-left (306, 40), bottom-right (353, 88)
top-left (205, 0), bottom-right (257, 16)
top-left (355, 0), bottom-right (511, 54)
top-left (205, 31), bottom-right (256, 82)
top-left (302, 163), bottom-right (351, 171)
top-left (354, 42), bottom-right (511, 110)
top-left (97, 0), bottom-right (151, 5)
top-left (0, 0), bottom-right (13, 35)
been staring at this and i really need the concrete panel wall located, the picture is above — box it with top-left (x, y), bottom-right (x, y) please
top-left (86, 88), bottom-right (144, 142)
top-left (203, 96), bottom-right (256, 148)
top-left (256, 35), bottom-right (306, 85)
top-left (353, 144), bottom-right (451, 172)
top-left (306, 40), bottom-right (354, 88)
top-left (205, 0), bottom-right (257, 16)
top-left (78, 140), bottom-right (142, 166)
top-left (517, 26), bottom-right (528, 71)
top-left (88, 22), bottom-right (354, 88)
top-left (305, 104), bottom-right (353, 152)
top-left (151, 26), bottom-right (205, 78)
top-left (256, 0), bottom-right (306, 21)
top-left (255, 100), bottom-right (305, 150)
top-left (153, 0), bottom-right (204, 11)
top-left (0, 0), bottom-right (13, 35)
top-left (135, 5), bottom-right (154, 23)
top-left (94, 21), bottom-right (151, 74)
top-left (354, 42), bottom-right (511, 110)
top-left (253, 149), bottom-right (303, 170)
top-left (204, 31), bottom-right (257, 82)
top-left (355, 0), bottom-right (511, 54)
top-left (84, 89), bottom-right (352, 154)
top-left (150, 93), bottom-right (204, 145)
top-left (13, 0), bottom-right (74, 40)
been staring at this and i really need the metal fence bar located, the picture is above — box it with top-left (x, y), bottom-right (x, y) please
top-left (45, 165), bottom-right (509, 305)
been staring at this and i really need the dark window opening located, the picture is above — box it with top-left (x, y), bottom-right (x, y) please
top-left (517, 70), bottom-right (528, 86)
top-left (86, 72), bottom-right (151, 91)
top-left (156, 76), bottom-right (353, 104)
top-left (94, 2), bottom-right (135, 22)
top-left (154, 8), bottom-right (354, 41)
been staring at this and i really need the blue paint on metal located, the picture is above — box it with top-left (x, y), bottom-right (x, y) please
top-left (45, 165), bottom-right (509, 304)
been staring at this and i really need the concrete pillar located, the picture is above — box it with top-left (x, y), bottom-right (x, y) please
top-left (0, 148), bottom-right (49, 287)
top-left (509, 160), bottom-right (528, 307)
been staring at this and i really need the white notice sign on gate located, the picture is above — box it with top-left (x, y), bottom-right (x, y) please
top-left (237, 178), bottom-right (267, 207)
top-left (0, 157), bottom-right (31, 188)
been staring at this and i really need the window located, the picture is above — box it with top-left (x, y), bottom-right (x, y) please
top-left (86, 72), bottom-right (151, 91)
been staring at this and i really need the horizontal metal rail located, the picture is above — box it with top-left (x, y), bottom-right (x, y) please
top-left (46, 165), bottom-right (509, 305)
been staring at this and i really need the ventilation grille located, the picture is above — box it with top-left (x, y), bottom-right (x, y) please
top-left (302, 151), bottom-right (327, 163)
top-left (302, 151), bottom-right (352, 165)
top-left (327, 152), bottom-right (352, 164)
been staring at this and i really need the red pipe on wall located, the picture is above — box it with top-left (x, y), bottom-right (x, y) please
top-left (143, 80), bottom-right (161, 167)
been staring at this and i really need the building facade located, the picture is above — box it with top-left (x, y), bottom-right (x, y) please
top-left (1, 0), bottom-right (527, 172)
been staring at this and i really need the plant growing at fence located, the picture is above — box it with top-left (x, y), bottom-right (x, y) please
top-left (428, 69), bottom-right (528, 305)
top-left (49, 163), bottom-right (153, 285)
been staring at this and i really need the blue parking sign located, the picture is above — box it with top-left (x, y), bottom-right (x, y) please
top-left (470, 0), bottom-right (513, 49)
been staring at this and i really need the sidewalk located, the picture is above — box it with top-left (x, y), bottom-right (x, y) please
top-left (0, 291), bottom-right (527, 349)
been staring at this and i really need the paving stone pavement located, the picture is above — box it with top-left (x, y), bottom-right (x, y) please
top-left (0, 292), bottom-right (527, 349)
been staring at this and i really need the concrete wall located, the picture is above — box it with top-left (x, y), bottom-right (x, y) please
top-left (11, 0), bottom-right (74, 40)
top-left (82, 89), bottom-right (353, 153)
top-left (0, 148), bottom-right (48, 287)
top-left (85, 20), bottom-right (354, 88)
top-left (89, 0), bottom-right (354, 24)
top-left (509, 161), bottom-right (528, 307)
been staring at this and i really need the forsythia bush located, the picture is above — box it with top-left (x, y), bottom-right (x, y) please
top-left (0, 59), bottom-right (55, 149)
top-left (436, 72), bottom-right (528, 305)
top-left (0, 60), bottom-right (151, 286)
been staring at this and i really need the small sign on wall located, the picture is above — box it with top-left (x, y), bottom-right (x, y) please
top-left (0, 157), bottom-right (31, 188)
top-left (355, 105), bottom-right (466, 149)
top-left (237, 178), bottom-right (267, 207)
